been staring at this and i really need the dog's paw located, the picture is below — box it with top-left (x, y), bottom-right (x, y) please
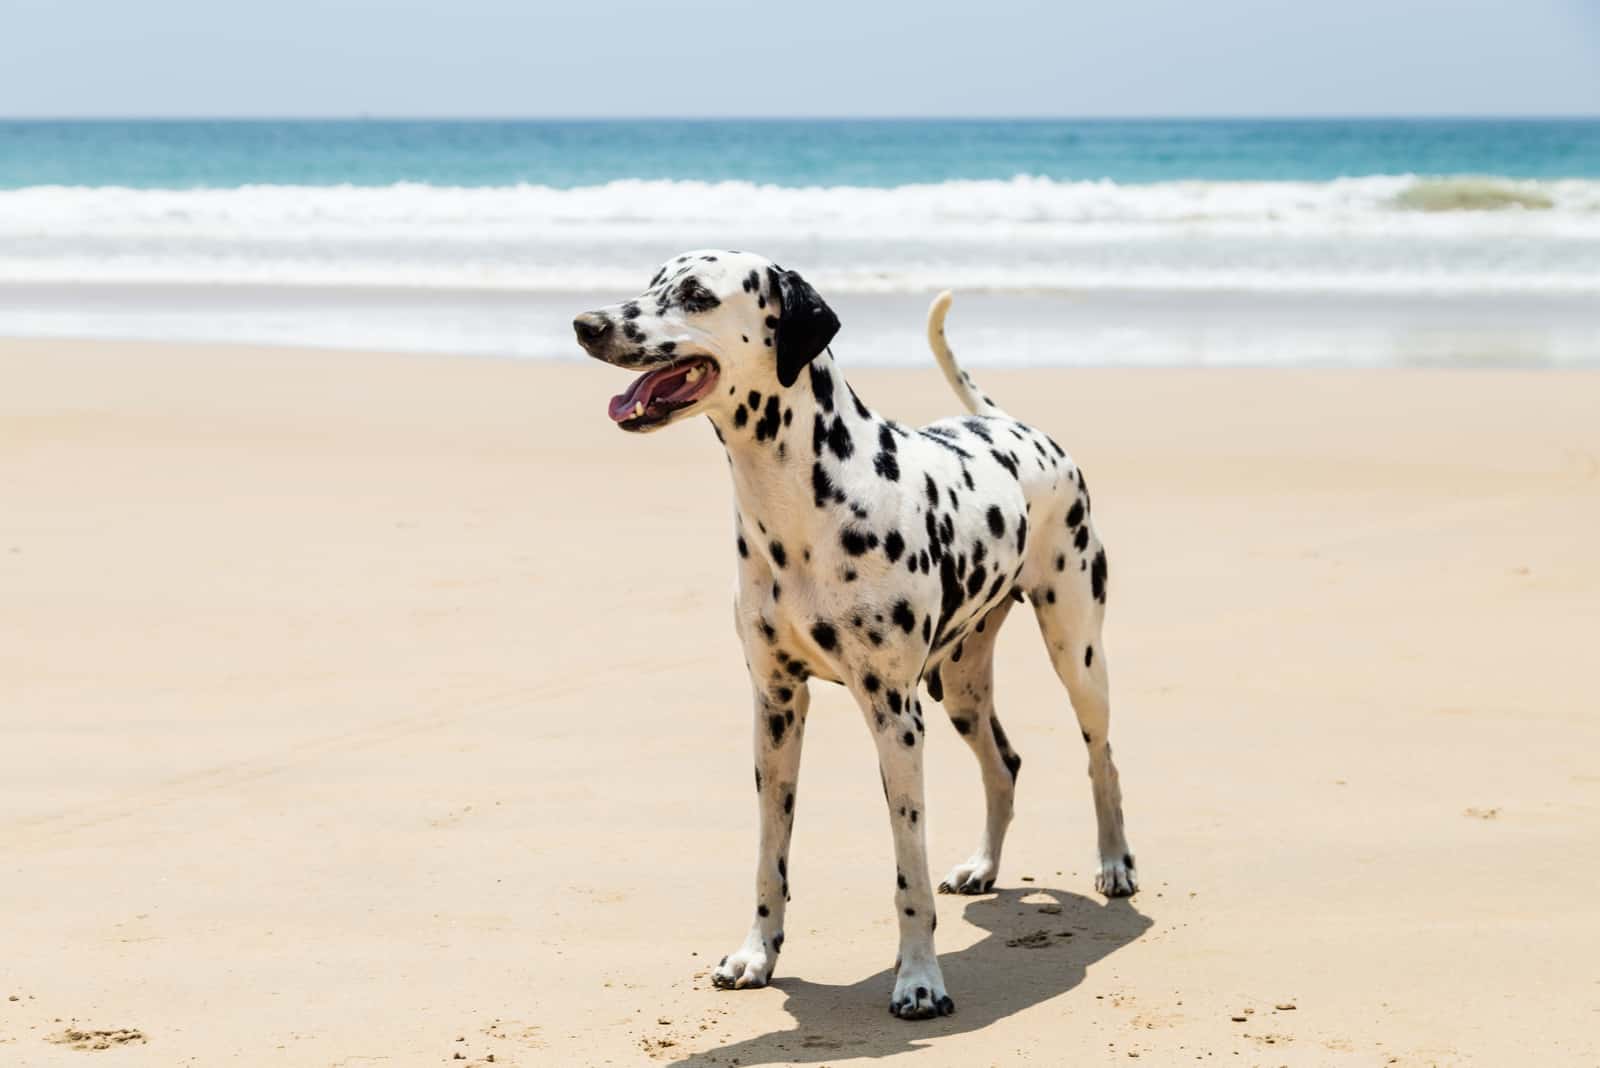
top-left (888, 958), bottom-right (955, 1020)
top-left (937, 857), bottom-right (998, 895)
top-left (1095, 852), bottom-right (1138, 897)
top-left (710, 941), bottom-right (776, 990)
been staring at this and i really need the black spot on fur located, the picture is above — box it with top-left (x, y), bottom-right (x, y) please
top-left (758, 904), bottom-right (769, 917)
top-left (841, 528), bottom-right (877, 556)
top-left (1074, 526), bottom-right (1090, 552)
top-left (767, 714), bottom-right (786, 744)
top-left (924, 474), bottom-right (939, 507)
top-left (737, 536), bottom-right (749, 558)
top-left (938, 556), bottom-right (963, 631)
top-left (925, 666), bottom-right (943, 701)
top-left (769, 541), bottom-right (786, 568)
top-left (809, 361), bottom-right (834, 411)
top-left (891, 600), bottom-right (916, 633)
top-left (1066, 499), bottom-right (1085, 528)
top-left (826, 416), bottom-right (853, 461)
top-left (864, 673), bottom-right (880, 693)
top-left (1090, 549), bottom-right (1108, 603)
top-left (883, 529), bottom-right (905, 563)
top-left (986, 506), bottom-right (1005, 537)
top-left (919, 428), bottom-right (974, 460)
top-left (966, 563), bottom-right (988, 599)
top-left (991, 449), bottom-right (1019, 477)
top-left (755, 396), bottom-right (782, 442)
top-left (874, 450), bottom-right (900, 481)
top-left (734, 405), bottom-right (748, 429)
top-left (1085, 645), bottom-right (1094, 667)
top-left (811, 463), bottom-right (834, 508)
top-left (810, 621), bottom-right (837, 650)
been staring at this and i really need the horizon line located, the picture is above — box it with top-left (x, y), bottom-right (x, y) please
top-left (4, 113), bottom-right (1598, 123)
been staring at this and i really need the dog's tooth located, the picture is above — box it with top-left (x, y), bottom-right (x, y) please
top-left (634, 401), bottom-right (645, 417)
top-left (686, 367), bottom-right (701, 383)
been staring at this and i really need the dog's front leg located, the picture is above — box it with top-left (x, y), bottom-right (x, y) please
top-left (859, 682), bottom-right (954, 1020)
top-left (711, 675), bottom-right (808, 990)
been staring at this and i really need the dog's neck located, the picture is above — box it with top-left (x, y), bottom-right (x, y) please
top-left (708, 352), bottom-right (877, 532)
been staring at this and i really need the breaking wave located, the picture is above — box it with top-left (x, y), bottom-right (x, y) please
top-left (1, 175), bottom-right (1597, 293)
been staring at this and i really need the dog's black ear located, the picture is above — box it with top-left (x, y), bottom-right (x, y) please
top-left (768, 267), bottom-right (840, 387)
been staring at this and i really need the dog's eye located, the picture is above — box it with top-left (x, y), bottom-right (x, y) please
top-left (677, 278), bottom-right (721, 314)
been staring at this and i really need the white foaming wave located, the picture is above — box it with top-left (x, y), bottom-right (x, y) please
top-left (4, 174), bottom-right (1599, 232)
top-left (2, 175), bottom-right (1598, 293)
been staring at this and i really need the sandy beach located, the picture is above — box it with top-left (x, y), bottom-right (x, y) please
top-left (3, 336), bottom-right (1599, 1066)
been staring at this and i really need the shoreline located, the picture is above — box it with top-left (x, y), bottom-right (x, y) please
top-left (4, 284), bottom-right (1598, 368)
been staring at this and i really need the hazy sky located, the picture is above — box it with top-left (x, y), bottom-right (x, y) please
top-left (4, 0), bottom-right (1598, 118)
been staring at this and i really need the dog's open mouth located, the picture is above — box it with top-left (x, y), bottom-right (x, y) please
top-left (607, 356), bottom-right (720, 431)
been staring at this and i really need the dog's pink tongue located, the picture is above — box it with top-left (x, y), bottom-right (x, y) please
top-left (608, 369), bottom-right (665, 422)
top-left (608, 378), bottom-right (646, 422)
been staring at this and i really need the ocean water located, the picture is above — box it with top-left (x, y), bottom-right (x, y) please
top-left (1, 119), bottom-right (1598, 364)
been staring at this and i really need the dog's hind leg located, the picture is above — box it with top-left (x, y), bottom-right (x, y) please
top-left (1030, 498), bottom-right (1137, 897)
top-left (711, 672), bottom-right (810, 990)
top-left (933, 599), bottom-right (1022, 895)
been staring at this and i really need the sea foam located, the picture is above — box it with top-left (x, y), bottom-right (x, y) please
top-left (1, 176), bottom-right (1597, 293)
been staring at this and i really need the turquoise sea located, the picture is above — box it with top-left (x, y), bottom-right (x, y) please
top-left (3, 119), bottom-right (1597, 187)
top-left (1, 119), bottom-right (1597, 364)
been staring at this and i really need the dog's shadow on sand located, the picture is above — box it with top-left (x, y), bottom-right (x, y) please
top-left (670, 887), bottom-right (1152, 1066)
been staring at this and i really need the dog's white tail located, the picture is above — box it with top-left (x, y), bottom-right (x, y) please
top-left (926, 291), bottom-right (1004, 417)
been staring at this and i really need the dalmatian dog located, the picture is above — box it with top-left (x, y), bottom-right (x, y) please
top-left (573, 251), bottom-right (1135, 1021)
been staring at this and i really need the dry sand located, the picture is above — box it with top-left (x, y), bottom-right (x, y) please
top-left (2, 338), bottom-right (1598, 1066)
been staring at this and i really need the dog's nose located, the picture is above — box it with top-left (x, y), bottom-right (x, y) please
top-left (573, 313), bottom-right (612, 347)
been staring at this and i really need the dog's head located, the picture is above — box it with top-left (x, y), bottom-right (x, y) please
top-left (573, 250), bottom-right (839, 433)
